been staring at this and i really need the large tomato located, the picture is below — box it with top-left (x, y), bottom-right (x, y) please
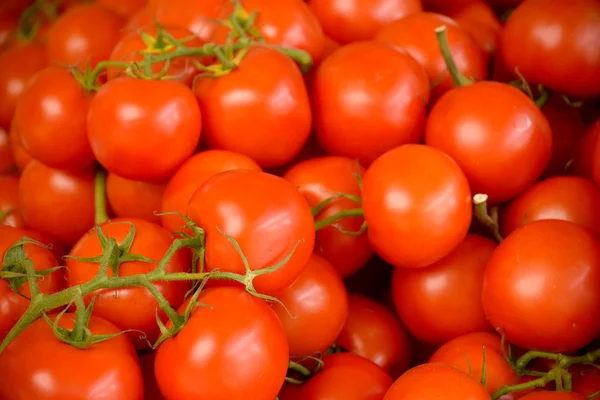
top-left (155, 286), bottom-right (289, 400)
top-left (311, 41), bottom-right (430, 166)
top-left (106, 173), bottom-right (166, 226)
top-left (482, 220), bottom-right (600, 353)
top-left (0, 175), bottom-right (22, 228)
top-left (362, 144), bottom-right (472, 269)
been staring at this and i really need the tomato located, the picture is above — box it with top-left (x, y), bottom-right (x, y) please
top-left (186, 169), bottom-right (315, 294)
top-left (302, 353), bottom-right (393, 399)
top-left (573, 120), bottom-right (600, 180)
top-left (0, 126), bottom-right (14, 174)
top-left (125, 2), bottom-right (159, 31)
top-left (19, 160), bottom-right (95, 247)
top-left (429, 332), bottom-right (516, 394)
top-left (336, 293), bottom-right (412, 375)
top-left (45, 3), bottom-right (124, 70)
top-left (500, 176), bottom-right (600, 240)
top-left (0, 41), bottom-right (46, 130)
top-left (0, 13), bottom-right (18, 50)
top-left (376, 12), bottom-right (487, 102)
top-left (194, 46), bottom-right (311, 169)
top-left (278, 382), bottom-right (305, 400)
top-left (154, 0), bottom-right (229, 43)
top-left (312, 41), bottom-right (430, 166)
top-left (0, 313), bottom-right (144, 400)
top-left (138, 351), bottom-right (165, 400)
top-left (572, 366), bottom-right (600, 397)
top-left (520, 393), bottom-right (587, 400)
top-left (362, 144), bottom-right (472, 269)
top-left (66, 218), bottom-right (191, 348)
top-left (88, 77), bottom-right (201, 182)
top-left (8, 124), bottom-right (32, 171)
top-left (155, 286), bottom-right (289, 400)
top-left (482, 220), bottom-right (600, 353)
top-left (0, 175), bottom-right (22, 228)
top-left (308, 0), bottom-right (422, 44)
top-left (283, 156), bottom-right (372, 277)
top-left (106, 173), bottom-right (167, 226)
top-left (498, 376), bottom-right (542, 400)
top-left (97, 0), bottom-right (145, 17)
top-left (501, 0), bottom-right (600, 99)
top-left (425, 82), bottom-right (552, 204)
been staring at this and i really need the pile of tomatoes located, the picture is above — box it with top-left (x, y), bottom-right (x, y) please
top-left (0, 0), bottom-right (600, 398)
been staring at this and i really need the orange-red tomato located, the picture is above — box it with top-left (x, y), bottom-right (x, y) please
top-left (106, 173), bottom-right (167, 226)
top-left (154, 0), bottom-right (228, 43)
top-left (0, 175), bottom-right (23, 228)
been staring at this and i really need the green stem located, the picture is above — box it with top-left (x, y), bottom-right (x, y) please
top-left (434, 25), bottom-right (473, 87)
top-left (94, 169), bottom-right (109, 226)
top-left (264, 45), bottom-right (313, 74)
top-left (139, 277), bottom-right (184, 326)
top-left (535, 87), bottom-right (550, 108)
top-left (314, 208), bottom-right (364, 231)
top-left (472, 194), bottom-right (503, 243)
top-left (491, 370), bottom-right (558, 400)
top-left (71, 293), bottom-right (87, 342)
top-left (515, 348), bottom-right (600, 372)
top-left (288, 361), bottom-right (311, 377)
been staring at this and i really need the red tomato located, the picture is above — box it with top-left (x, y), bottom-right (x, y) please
top-left (0, 313), bottom-right (144, 400)
top-left (336, 293), bottom-right (412, 375)
top-left (391, 234), bottom-right (495, 344)
top-left (362, 144), bottom-right (472, 269)
top-left (154, 0), bottom-right (229, 43)
top-left (283, 156), bottom-right (372, 277)
top-left (106, 173), bottom-right (166, 226)
top-left (376, 12), bottom-right (487, 102)
top-left (14, 66), bottom-right (96, 170)
top-left (195, 46), bottom-right (311, 169)
top-left (66, 218), bottom-right (191, 348)
top-left (482, 220), bottom-right (600, 353)
top-left (161, 150), bottom-right (261, 233)
top-left (186, 170), bottom-right (315, 294)
top-left (383, 362), bottom-right (490, 400)
top-left (8, 124), bottom-right (32, 171)
top-left (278, 382), bottom-right (305, 400)
top-left (88, 77), bottom-right (201, 182)
top-left (0, 13), bottom-right (18, 50)
top-left (520, 393), bottom-right (587, 400)
top-left (312, 41), bottom-right (430, 166)
top-left (444, 0), bottom-right (502, 57)
top-left (138, 351), bottom-right (165, 400)
top-left (45, 3), bottom-right (124, 70)
top-left (500, 0), bottom-right (600, 99)
top-left (500, 176), bottom-right (600, 240)
top-left (308, 0), bottom-right (422, 44)
top-left (0, 175), bottom-right (23, 228)
top-left (97, 0), bottom-right (145, 17)
top-left (425, 82), bottom-right (553, 204)
top-left (155, 286), bottom-right (289, 400)
top-left (572, 366), bottom-right (600, 397)
top-left (18, 160), bottom-right (95, 246)
top-left (0, 126), bottom-right (14, 174)
top-left (125, 2), bottom-right (159, 31)
top-left (573, 119), bottom-right (600, 180)
top-left (2, 225), bottom-right (67, 262)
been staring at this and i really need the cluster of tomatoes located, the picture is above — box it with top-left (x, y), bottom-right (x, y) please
top-left (1, 0), bottom-right (600, 398)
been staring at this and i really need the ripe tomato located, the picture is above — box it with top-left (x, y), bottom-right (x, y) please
top-left (482, 220), bottom-right (600, 353)
top-left (8, 124), bottom-right (32, 171)
top-left (195, 46), bottom-right (311, 169)
top-left (336, 293), bottom-right (412, 375)
top-left (186, 170), bottom-right (315, 294)
top-left (312, 41), bottom-right (430, 166)
top-left (283, 156), bottom-right (372, 277)
top-left (308, 0), bottom-right (422, 44)
top-left (425, 82), bottom-right (553, 204)
top-left (88, 77), bottom-right (201, 182)
top-left (97, 0), bottom-right (145, 17)
top-left (125, 2), bottom-right (159, 31)
top-left (500, 0), bottom-right (600, 99)
top-left (520, 393), bottom-right (587, 400)
top-left (362, 144), bottom-right (472, 269)
top-left (376, 12), bottom-right (487, 102)
top-left (154, 0), bottom-right (229, 43)
top-left (0, 313), bottom-right (144, 400)
top-left (19, 160), bottom-right (95, 247)
top-left (571, 366), bottom-right (600, 397)
top-left (155, 286), bottom-right (289, 400)
top-left (573, 119), bottom-right (600, 180)
top-left (0, 175), bottom-right (23, 228)
top-left (45, 3), bottom-right (124, 70)
top-left (0, 126), bottom-right (14, 174)
top-left (161, 150), bottom-right (261, 233)
top-left (391, 234), bottom-right (495, 344)
top-left (66, 218), bottom-right (191, 348)
top-left (14, 66), bottom-right (96, 170)
top-left (106, 173), bottom-right (166, 226)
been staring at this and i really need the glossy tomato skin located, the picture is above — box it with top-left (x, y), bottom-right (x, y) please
top-left (501, 0), bottom-right (600, 99)
top-left (195, 46), bottom-right (311, 169)
top-left (362, 144), bottom-right (472, 269)
top-left (425, 82), bottom-right (553, 204)
top-left (155, 287), bottom-right (289, 400)
top-left (186, 170), bottom-right (315, 294)
top-left (106, 173), bottom-right (166, 226)
top-left (283, 156), bottom-right (372, 277)
top-left (0, 126), bottom-right (14, 174)
top-left (376, 12), bottom-right (487, 102)
top-left (88, 77), bottom-right (201, 182)
top-left (66, 218), bottom-right (191, 348)
top-left (482, 220), bottom-right (600, 353)
top-left (0, 313), bottom-right (144, 400)
top-left (312, 41), bottom-right (430, 166)
top-left (0, 175), bottom-right (23, 228)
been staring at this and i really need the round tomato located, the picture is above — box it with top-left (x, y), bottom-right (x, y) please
top-left (572, 366), bottom-right (600, 397)
top-left (97, 0), bottom-right (145, 17)
top-left (106, 173), bottom-right (166, 226)
top-left (312, 41), bottom-right (430, 166)
top-left (125, 2), bottom-right (159, 31)
top-left (154, 0), bottom-right (228, 43)
top-left (520, 393), bottom-right (587, 400)
top-left (573, 118), bottom-right (600, 180)
top-left (0, 126), bottom-right (14, 174)
top-left (0, 175), bottom-right (22, 228)
top-left (155, 286), bottom-right (289, 400)
top-left (186, 169), bottom-right (315, 294)
top-left (362, 144), bottom-right (472, 269)
top-left (482, 219), bottom-right (600, 353)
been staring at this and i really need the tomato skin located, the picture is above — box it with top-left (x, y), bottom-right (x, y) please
top-left (362, 144), bottom-right (472, 269)
top-left (425, 82), bottom-right (553, 204)
top-left (155, 287), bottom-right (289, 400)
top-left (520, 393), bottom-right (587, 400)
top-left (573, 119), bottom-right (600, 181)
top-left (154, 0), bottom-right (228, 43)
top-left (0, 313), bottom-right (144, 400)
top-left (97, 0), bottom-right (145, 17)
top-left (88, 77), bottom-right (202, 182)
top-left (195, 46), bottom-right (311, 169)
top-left (571, 366), bottom-right (600, 397)
top-left (376, 12), bottom-right (487, 102)
top-left (482, 220), bottom-right (600, 353)
top-left (0, 126), bottom-right (14, 174)
top-left (500, 0), bottom-right (600, 99)
top-left (106, 173), bottom-right (166, 226)
top-left (312, 41), bottom-right (430, 166)
top-left (0, 175), bottom-right (23, 228)
top-left (8, 124), bottom-right (32, 171)
top-left (186, 170), bottom-right (315, 294)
